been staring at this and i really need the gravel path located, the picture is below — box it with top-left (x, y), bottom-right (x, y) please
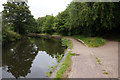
top-left (65, 37), bottom-right (118, 78)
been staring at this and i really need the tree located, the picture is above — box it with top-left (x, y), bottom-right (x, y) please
top-left (112, 2), bottom-right (120, 33)
top-left (2, 1), bottom-right (35, 35)
top-left (36, 17), bottom-right (46, 33)
top-left (67, 2), bottom-right (116, 36)
top-left (53, 9), bottom-right (70, 35)
top-left (68, 2), bottom-right (92, 35)
top-left (42, 15), bottom-right (54, 34)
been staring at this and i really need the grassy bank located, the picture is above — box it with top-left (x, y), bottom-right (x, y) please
top-left (56, 52), bottom-right (75, 78)
top-left (72, 35), bottom-right (106, 47)
top-left (56, 38), bottom-right (74, 78)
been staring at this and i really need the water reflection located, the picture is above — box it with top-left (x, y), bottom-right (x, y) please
top-left (2, 37), bottom-right (65, 79)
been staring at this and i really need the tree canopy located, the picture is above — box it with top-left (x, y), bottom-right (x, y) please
top-left (2, 1), bottom-right (35, 35)
top-left (2, 1), bottom-right (120, 42)
top-left (35, 2), bottom-right (119, 36)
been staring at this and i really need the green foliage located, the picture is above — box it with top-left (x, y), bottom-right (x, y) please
top-left (43, 15), bottom-right (54, 34)
top-left (51, 64), bottom-right (58, 72)
top-left (46, 72), bottom-right (51, 77)
top-left (102, 69), bottom-right (109, 75)
top-left (68, 2), bottom-right (117, 36)
top-left (36, 9), bottom-right (70, 36)
top-left (52, 33), bottom-right (59, 36)
top-left (46, 54), bottom-right (64, 77)
top-left (96, 57), bottom-right (102, 65)
top-left (35, 2), bottom-right (119, 37)
top-left (102, 69), bottom-right (105, 71)
top-left (53, 10), bottom-right (70, 35)
top-left (36, 17), bottom-right (46, 33)
top-left (56, 53), bottom-right (75, 78)
top-left (85, 37), bottom-right (106, 47)
top-left (97, 59), bottom-right (101, 63)
top-left (56, 54), bottom-right (64, 63)
top-left (69, 40), bottom-right (73, 49)
top-left (2, 1), bottom-right (36, 42)
top-left (99, 63), bottom-right (102, 65)
top-left (3, 30), bottom-right (21, 42)
top-left (61, 38), bottom-right (69, 47)
top-left (2, 1), bottom-right (35, 35)
top-left (103, 72), bottom-right (109, 74)
top-left (36, 15), bottom-right (55, 34)
top-left (3, 1), bottom-right (119, 42)
top-left (72, 35), bottom-right (106, 47)
top-left (96, 57), bottom-right (98, 59)
top-left (2, 21), bottom-right (21, 42)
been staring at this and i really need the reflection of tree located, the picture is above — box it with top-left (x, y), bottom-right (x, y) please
top-left (2, 40), bottom-right (38, 79)
top-left (32, 37), bottom-right (65, 58)
top-left (2, 37), bottom-right (66, 79)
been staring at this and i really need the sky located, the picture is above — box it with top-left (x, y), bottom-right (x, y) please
top-left (0, 0), bottom-right (72, 19)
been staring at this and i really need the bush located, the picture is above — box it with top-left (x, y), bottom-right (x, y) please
top-left (61, 38), bottom-right (69, 47)
top-left (3, 30), bottom-right (21, 42)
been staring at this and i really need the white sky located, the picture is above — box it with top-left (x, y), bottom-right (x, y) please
top-left (0, 0), bottom-right (72, 19)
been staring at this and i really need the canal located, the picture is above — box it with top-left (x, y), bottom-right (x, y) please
top-left (2, 37), bottom-right (66, 79)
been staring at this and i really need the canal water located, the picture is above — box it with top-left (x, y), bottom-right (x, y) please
top-left (2, 37), bottom-right (65, 79)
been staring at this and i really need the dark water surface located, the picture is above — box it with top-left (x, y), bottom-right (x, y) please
top-left (2, 37), bottom-right (65, 79)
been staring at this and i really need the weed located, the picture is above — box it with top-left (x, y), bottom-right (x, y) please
top-left (102, 69), bottom-right (105, 71)
top-left (98, 62), bottom-right (102, 65)
top-left (46, 72), bottom-right (51, 77)
top-left (96, 57), bottom-right (102, 65)
top-left (96, 57), bottom-right (98, 59)
top-left (103, 72), bottom-right (109, 74)
top-left (97, 59), bottom-right (101, 63)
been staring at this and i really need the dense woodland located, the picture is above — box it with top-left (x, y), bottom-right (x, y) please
top-left (2, 1), bottom-right (120, 42)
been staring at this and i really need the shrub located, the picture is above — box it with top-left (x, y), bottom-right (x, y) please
top-left (3, 30), bottom-right (21, 42)
top-left (61, 38), bottom-right (69, 47)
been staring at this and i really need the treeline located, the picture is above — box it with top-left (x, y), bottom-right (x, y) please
top-left (2, 1), bottom-right (120, 42)
top-left (35, 2), bottom-right (120, 36)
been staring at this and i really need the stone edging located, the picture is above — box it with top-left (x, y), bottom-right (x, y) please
top-left (74, 38), bottom-right (95, 56)
top-left (77, 39), bottom-right (89, 47)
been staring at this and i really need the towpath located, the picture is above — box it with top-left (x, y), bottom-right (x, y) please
top-left (65, 37), bottom-right (118, 78)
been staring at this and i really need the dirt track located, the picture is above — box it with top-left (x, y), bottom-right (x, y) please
top-left (65, 37), bottom-right (118, 78)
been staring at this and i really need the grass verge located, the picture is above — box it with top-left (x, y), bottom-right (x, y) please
top-left (56, 53), bottom-right (75, 78)
top-left (72, 35), bottom-right (106, 47)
